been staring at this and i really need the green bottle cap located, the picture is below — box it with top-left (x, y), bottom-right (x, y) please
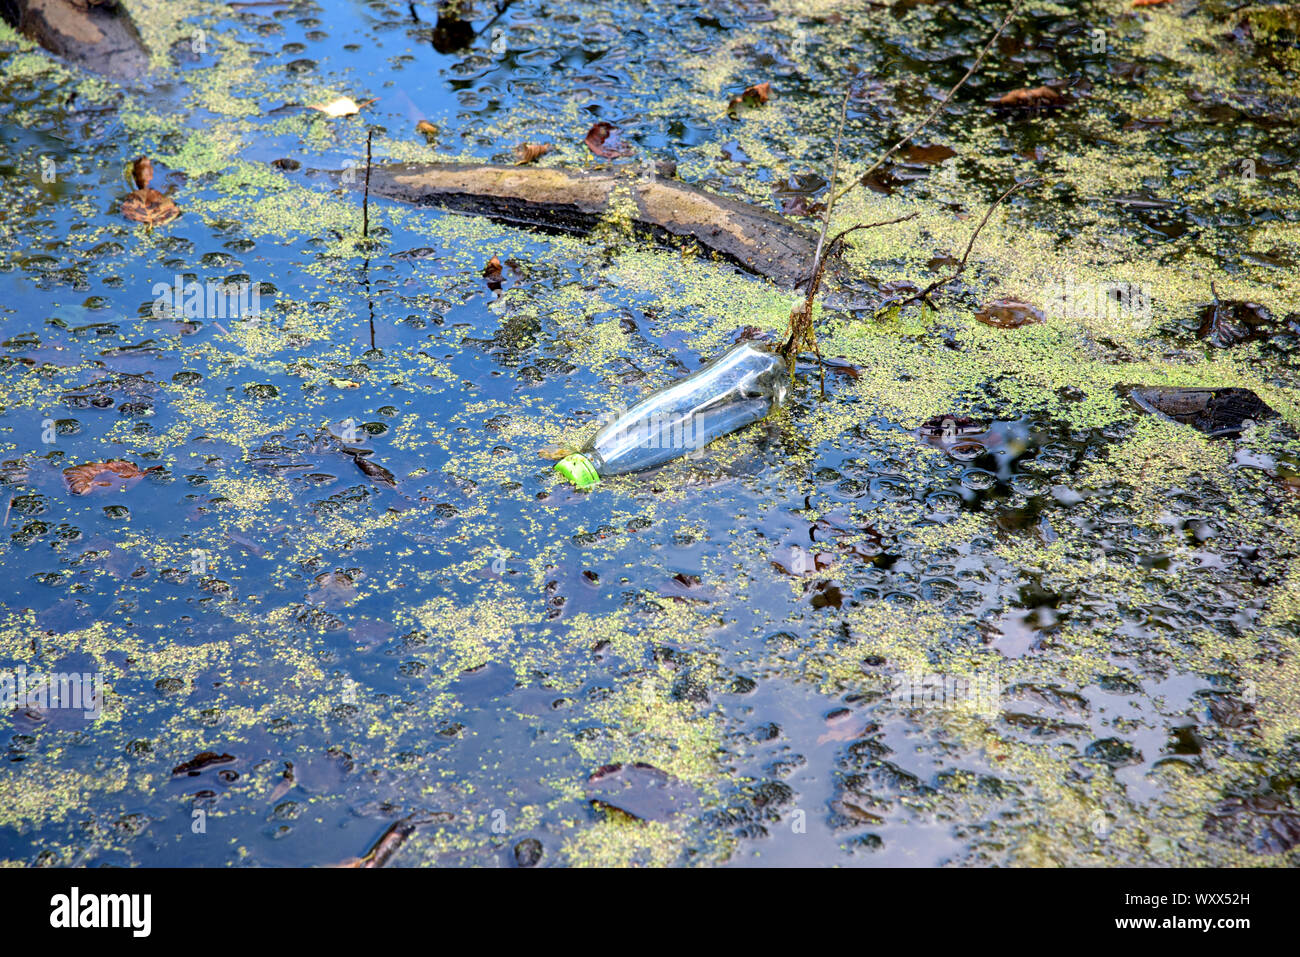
top-left (555, 452), bottom-right (600, 488)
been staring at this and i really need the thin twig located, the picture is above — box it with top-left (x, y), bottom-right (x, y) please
top-left (362, 128), bottom-right (374, 238)
top-left (796, 210), bottom-right (922, 311)
top-left (893, 176), bottom-right (1041, 311)
top-left (361, 129), bottom-right (377, 350)
top-left (785, 212), bottom-right (920, 394)
top-left (832, 0), bottom-right (1021, 207)
top-left (476, 0), bottom-right (517, 36)
top-left (825, 212), bottom-right (920, 258)
top-left (781, 88), bottom-right (856, 392)
top-left (807, 88), bottom-right (853, 299)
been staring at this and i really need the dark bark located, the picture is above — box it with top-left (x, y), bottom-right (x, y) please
top-left (0, 0), bottom-right (149, 80)
top-left (360, 162), bottom-right (823, 289)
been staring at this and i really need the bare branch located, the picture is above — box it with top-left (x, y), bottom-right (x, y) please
top-left (892, 176), bottom-right (1041, 311)
top-left (825, 211), bottom-right (920, 254)
top-left (808, 88), bottom-right (853, 298)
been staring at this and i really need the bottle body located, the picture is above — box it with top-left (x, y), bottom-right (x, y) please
top-left (556, 342), bottom-right (788, 486)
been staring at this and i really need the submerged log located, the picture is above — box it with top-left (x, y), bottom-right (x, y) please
top-left (360, 162), bottom-right (824, 289)
top-left (0, 0), bottom-right (149, 80)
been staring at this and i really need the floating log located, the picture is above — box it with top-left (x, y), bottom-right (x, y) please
top-left (360, 162), bottom-right (824, 289)
top-left (0, 0), bottom-right (149, 80)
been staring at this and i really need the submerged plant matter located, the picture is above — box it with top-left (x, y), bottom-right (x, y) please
top-left (0, 0), bottom-right (1297, 870)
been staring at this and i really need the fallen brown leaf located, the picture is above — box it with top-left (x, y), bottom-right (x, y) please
top-left (172, 751), bottom-right (235, 776)
top-left (514, 142), bottom-right (554, 165)
top-left (584, 121), bottom-right (633, 159)
top-left (121, 155), bottom-right (180, 225)
top-left (63, 460), bottom-right (157, 495)
top-left (994, 86), bottom-right (1063, 108)
top-left (415, 119), bottom-right (437, 140)
top-left (1128, 386), bottom-right (1278, 438)
top-left (903, 143), bottom-right (957, 165)
top-left (975, 299), bottom-right (1045, 328)
top-left (728, 81), bottom-right (772, 112)
top-left (1133, 0), bottom-right (1172, 6)
top-left (122, 187), bottom-right (181, 226)
top-left (351, 454), bottom-right (397, 488)
top-left (483, 254), bottom-right (504, 290)
top-left (778, 194), bottom-right (825, 217)
top-left (1198, 298), bottom-right (1280, 348)
top-left (358, 817), bottom-right (418, 868)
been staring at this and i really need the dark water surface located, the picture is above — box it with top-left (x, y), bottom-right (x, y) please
top-left (0, 0), bottom-right (1297, 866)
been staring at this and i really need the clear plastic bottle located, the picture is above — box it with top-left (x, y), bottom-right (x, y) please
top-left (556, 342), bottom-right (789, 487)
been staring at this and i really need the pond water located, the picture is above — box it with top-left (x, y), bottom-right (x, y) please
top-left (0, 0), bottom-right (1297, 867)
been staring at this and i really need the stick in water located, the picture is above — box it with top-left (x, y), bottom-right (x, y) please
top-left (893, 176), bottom-right (1042, 312)
top-left (781, 0), bottom-right (1023, 375)
top-left (362, 128), bottom-right (374, 238)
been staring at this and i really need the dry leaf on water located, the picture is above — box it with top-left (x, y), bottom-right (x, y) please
top-left (514, 142), bottom-right (554, 165)
top-left (63, 460), bottom-right (157, 495)
top-left (483, 255), bottom-right (504, 290)
top-left (122, 188), bottom-right (180, 226)
top-left (131, 156), bottom-right (153, 190)
top-left (122, 155), bottom-right (180, 226)
top-left (415, 119), bottom-right (437, 140)
top-left (307, 96), bottom-right (378, 118)
top-left (1128, 386), bottom-right (1278, 438)
top-left (994, 86), bottom-right (1064, 108)
top-left (348, 816), bottom-right (428, 868)
top-left (351, 454), bottom-right (397, 488)
top-left (727, 81), bottom-right (772, 112)
top-left (172, 751), bottom-right (236, 777)
top-left (902, 143), bottom-right (957, 165)
top-left (975, 299), bottom-right (1045, 328)
top-left (584, 121), bottom-right (633, 159)
top-left (778, 194), bottom-right (825, 217)
top-left (1197, 299), bottom-right (1280, 348)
